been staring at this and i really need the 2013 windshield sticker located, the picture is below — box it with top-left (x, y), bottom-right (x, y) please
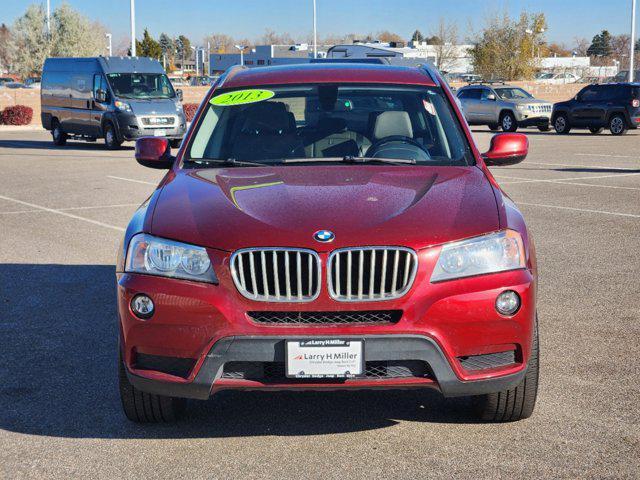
top-left (210, 89), bottom-right (275, 106)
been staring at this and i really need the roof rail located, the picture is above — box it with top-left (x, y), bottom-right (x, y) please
top-left (217, 64), bottom-right (248, 88)
top-left (467, 79), bottom-right (506, 85)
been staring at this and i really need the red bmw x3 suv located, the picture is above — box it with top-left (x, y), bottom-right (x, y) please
top-left (116, 63), bottom-right (539, 423)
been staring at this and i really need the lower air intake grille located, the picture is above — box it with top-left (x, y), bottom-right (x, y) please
top-left (248, 310), bottom-right (402, 325)
top-left (134, 353), bottom-right (196, 379)
top-left (328, 247), bottom-right (418, 301)
top-left (221, 360), bottom-right (431, 381)
top-left (231, 248), bottom-right (321, 302)
top-left (458, 350), bottom-right (516, 371)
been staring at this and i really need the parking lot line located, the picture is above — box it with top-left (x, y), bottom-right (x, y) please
top-left (500, 172), bottom-right (640, 186)
top-left (0, 203), bottom-right (139, 215)
top-left (518, 201), bottom-right (640, 218)
top-left (107, 175), bottom-right (157, 186)
top-left (0, 194), bottom-right (125, 231)
top-left (574, 153), bottom-right (637, 159)
top-left (526, 161), bottom-right (640, 171)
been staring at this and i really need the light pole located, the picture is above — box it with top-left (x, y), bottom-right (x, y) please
top-left (191, 46), bottom-right (198, 77)
top-left (312, 0), bottom-right (317, 59)
top-left (46, 0), bottom-right (51, 39)
top-left (106, 33), bottom-right (112, 56)
top-left (130, 0), bottom-right (136, 57)
top-left (234, 45), bottom-right (246, 66)
top-left (631, 0), bottom-right (637, 81)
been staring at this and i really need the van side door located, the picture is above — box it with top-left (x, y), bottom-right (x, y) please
top-left (90, 74), bottom-right (110, 137)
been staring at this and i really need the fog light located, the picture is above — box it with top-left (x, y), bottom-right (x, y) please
top-left (495, 290), bottom-right (520, 316)
top-left (131, 294), bottom-right (154, 319)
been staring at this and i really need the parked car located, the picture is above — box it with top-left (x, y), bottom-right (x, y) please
top-left (535, 72), bottom-right (580, 85)
top-left (41, 56), bottom-right (186, 149)
top-left (612, 70), bottom-right (640, 82)
top-left (457, 82), bottom-right (552, 131)
top-left (24, 77), bottom-right (41, 88)
top-left (117, 63), bottom-right (539, 423)
top-left (552, 82), bottom-right (640, 135)
top-left (4, 82), bottom-right (27, 89)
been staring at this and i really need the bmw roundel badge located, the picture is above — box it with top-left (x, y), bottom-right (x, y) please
top-left (313, 230), bottom-right (335, 243)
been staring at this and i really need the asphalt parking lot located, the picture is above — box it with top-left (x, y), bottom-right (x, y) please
top-left (1, 127), bottom-right (639, 479)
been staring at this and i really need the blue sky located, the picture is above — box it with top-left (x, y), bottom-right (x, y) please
top-left (1, 0), bottom-right (636, 46)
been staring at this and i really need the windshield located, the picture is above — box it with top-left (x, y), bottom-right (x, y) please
top-left (106, 73), bottom-right (175, 99)
top-left (494, 87), bottom-right (533, 100)
top-left (186, 84), bottom-right (472, 166)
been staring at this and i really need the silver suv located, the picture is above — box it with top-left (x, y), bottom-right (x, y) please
top-left (457, 82), bottom-right (552, 132)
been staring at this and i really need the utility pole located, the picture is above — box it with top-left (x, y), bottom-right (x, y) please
top-left (46, 0), bottom-right (51, 39)
top-left (106, 33), bottom-right (112, 56)
top-left (207, 41), bottom-right (211, 76)
top-left (130, 0), bottom-right (136, 57)
top-left (312, 0), bottom-right (317, 59)
top-left (631, 0), bottom-right (637, 81)
top-left (235, 45), bottom-right (245, 66)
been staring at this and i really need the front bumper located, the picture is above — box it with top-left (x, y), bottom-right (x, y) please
top-left (118, 255), bottom-right (536, 400)
top-left (115, 112), bottom-right (187, 141)
top-left (516, 114), bottom-right (550, 127)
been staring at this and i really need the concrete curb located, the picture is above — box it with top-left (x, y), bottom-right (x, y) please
top-left (0, 124), bottom-right (45, 132)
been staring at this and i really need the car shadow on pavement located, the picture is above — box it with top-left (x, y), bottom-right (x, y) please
top-left (0, 264), bottom-right (480, 440)
top-left (0, 139), bottom-right (134, 151)
top-left (553, 167), bottom-right (640, 174)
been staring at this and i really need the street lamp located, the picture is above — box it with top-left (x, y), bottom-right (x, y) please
top-left (106, 33), bottom-right (112, 56)
top-left (631, 0), bottom-right (637, 82)
top-left (130, 0), bottom-right (136, 56)
top-left (191, 46), bottom-right (199, 77)
top-left (234, 45), bottom-right (246, 66)
top-left (312, 0), bottom-right (317, 59)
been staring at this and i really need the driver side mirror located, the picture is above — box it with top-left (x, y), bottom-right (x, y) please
top-left (96, 88), bottom-right (107, 103)
top-left (176, 89), bottom-right (183, 102)
top-left (135, 137), bottom-right (175, 169)
top-left (482, 133), bottom-right (528, 166)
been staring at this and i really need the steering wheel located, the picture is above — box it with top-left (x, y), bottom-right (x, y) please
top-left (365, 135), bottom-right (431, 160)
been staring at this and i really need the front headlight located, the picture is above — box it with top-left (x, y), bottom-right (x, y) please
top-left (516, 104), bottom-right (528, 111)
top-left (431, 230), bottom-right (525, 282)
top-left (125, 233), bottom-right (217, 283)
top-left (115, 100), bottom-right (132, 112)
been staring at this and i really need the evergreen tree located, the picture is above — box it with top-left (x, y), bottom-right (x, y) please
top-left (136, 29), bottom-right (162, 59)
top-left (587, 30), bottom-right (613, 57)
top-left (411, 29), bottom-right (424, 43)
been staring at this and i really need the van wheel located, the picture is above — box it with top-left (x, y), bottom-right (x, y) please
top-left (609, 114), bottom-right (628, 135)
top-left (104, 123), bottom-right (123, 149)
top-left (553, 114), bottom-right (571, 134)
top-left (473, 315), bottom-right (539, 422)
top-left (589, 126), bottom-right (604, 134)
top-left (119, 354), bottom-right (186, 423)
top-left (500, 112), bottom-right (518, 132)
top-left (51, 120), bottom-right (67, 146)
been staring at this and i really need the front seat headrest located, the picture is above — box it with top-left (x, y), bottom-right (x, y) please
top-left (372, 111), bottom-right (413, 140)
top-left (240, 102), bottom-right (293, 135)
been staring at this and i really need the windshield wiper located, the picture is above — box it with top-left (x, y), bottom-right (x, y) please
top-left (280, 156), bottom-right (416, 165)
top-left (183, 158), bottom-right (266, 168)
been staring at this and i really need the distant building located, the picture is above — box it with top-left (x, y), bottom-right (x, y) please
top-left (210, 44), bottom-right (328, 72)
top-left (327, 41), bottom-right (474, 73)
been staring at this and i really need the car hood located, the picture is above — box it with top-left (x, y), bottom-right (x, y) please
top-left (510, 98), bottom-right (550, 105)
top-left (151, 165), bottom-right (500, 251)
top-left (126, 98), bottom-right (179, 115)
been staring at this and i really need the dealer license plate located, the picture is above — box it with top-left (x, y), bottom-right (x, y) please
top-left (286, 339), bottom-right (364, 378)
top-left (153, 129), bottom-right (167, 137)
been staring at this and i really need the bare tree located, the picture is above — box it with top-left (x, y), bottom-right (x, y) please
top-left (0, 24), bottom-right (12, 73)
top-left (573, 37), bottom-right (590, 56)
top-left (259, 28), bottom-right (295, 45)
top-left (611, 34), bottom-right (631, 69)
top-left (205, 33), bottom-right (236, 53)
top-left (431, 19), bottom-right (460, 71)
top-left (377, 31), bottom-right (404, 43)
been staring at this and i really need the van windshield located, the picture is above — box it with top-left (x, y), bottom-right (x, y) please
top-left (106, 73), bottom-right (175, 99)
top-left (186, 84), bottom-right (472, 166)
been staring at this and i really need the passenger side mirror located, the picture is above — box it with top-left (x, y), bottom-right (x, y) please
top-left (482, 133), bottom-right (528, 166)
top-left (135, 137), bottom-right (175, 169)
top-left (96, 88), bottom-right (107, 103)
top-left (176, 89), bottom-right (183, 102)
top-left (486, 93), bottom-right (496, 101)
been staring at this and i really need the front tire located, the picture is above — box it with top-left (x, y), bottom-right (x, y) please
top-left (104, 122), bottom-right (123, 149)
top-left (553, 113), bottom-right (571, 134)
top-left (473, 316), bottom-right (539, 422)
top-left (51, 120), bottom-right (67, 146)
top-left (119, 356), bottom-right (186, 423)
top-left (500, 112), bottom-right (518, 132)
top-left (609, 114), bottom-right (628, 135)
